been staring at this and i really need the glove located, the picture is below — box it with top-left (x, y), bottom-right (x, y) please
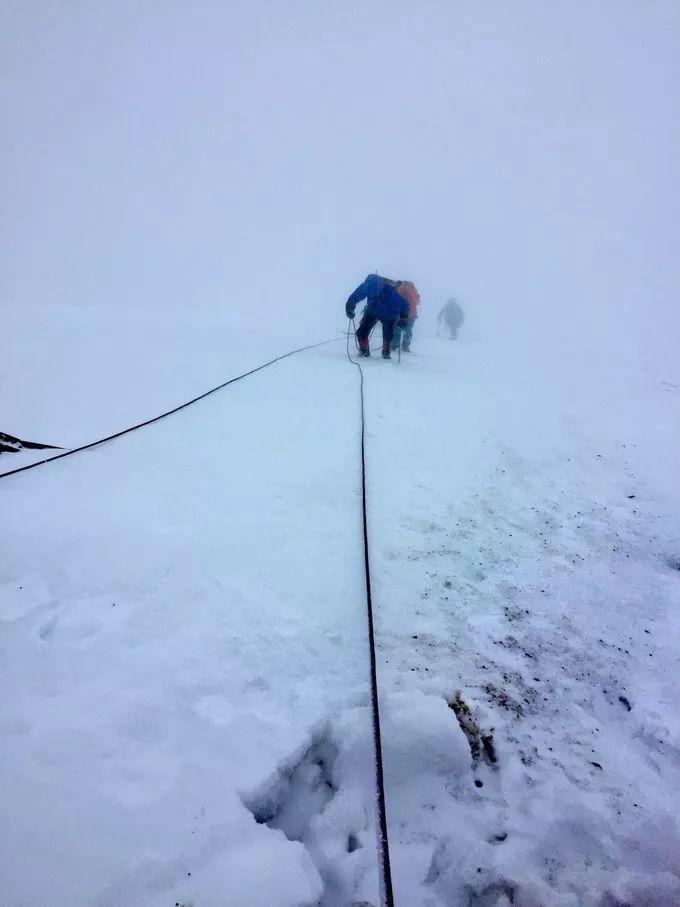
top-left (397, 315), bottom-right (408, 329)
top-left (346, 302), bottom-right (356, 319)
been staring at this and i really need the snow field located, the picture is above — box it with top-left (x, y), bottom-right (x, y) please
top-left (2, 311), bottom-right (680, 906)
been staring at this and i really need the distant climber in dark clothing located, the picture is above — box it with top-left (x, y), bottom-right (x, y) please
top-left (438, 298), bottom-right (464, 339)
top-left (345, 274), bottom-right (409, 360)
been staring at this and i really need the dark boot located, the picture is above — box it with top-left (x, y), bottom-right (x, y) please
top-left (358, 347), bottom-right (370, 357)
top-left (382, 349), bottom-right (391, 360)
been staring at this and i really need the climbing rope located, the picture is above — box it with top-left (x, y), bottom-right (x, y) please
top-left (346, 317), bottom-right (396, 907)
top-left (0, 336), bottom-right (341, 481)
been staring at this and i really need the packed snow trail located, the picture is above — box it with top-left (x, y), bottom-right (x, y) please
top-left (364, 336), bottom-right (680, 905)
top-left (2, 325), bottom-right (680, 906)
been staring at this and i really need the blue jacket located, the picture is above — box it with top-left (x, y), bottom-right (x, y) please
top-left (346, 274), bottom-right (409, 321)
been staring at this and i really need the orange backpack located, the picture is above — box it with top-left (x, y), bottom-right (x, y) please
top-left (397, 281), bottom-right (420, 317)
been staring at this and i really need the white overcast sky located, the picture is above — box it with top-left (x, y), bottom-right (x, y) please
top-left (2, 0), bottom-right (678, 353)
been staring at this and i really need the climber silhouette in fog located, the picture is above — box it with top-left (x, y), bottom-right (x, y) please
top-left (438, 298), bottom-right (464, 339)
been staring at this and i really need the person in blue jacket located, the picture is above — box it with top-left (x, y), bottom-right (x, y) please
top-left (345, 274), bottom-right (409, 360)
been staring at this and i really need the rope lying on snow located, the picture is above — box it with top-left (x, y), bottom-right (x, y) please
top-left (0, 336), bottom-right (341, 481)
top-left (346, 319), bottom-right (396, 907)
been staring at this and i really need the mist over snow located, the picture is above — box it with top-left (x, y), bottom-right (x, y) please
top-left (3, 1), bottom-right (679, 352)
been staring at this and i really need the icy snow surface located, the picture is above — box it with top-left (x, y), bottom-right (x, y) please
top-left (2, 305), bottom-right (680, 907)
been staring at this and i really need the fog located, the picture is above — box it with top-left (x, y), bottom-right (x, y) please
top-left (2, 1), bottom-right (679, 360)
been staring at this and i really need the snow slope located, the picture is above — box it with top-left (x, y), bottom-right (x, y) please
top-left (1, 304), bottom-right (332, 455)
top-left (367, 333), bottom-right (680, 905)
top-left (1, 333), bottom-right (367, 906)
top-left (2, 309), bottom-right (679, 907)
